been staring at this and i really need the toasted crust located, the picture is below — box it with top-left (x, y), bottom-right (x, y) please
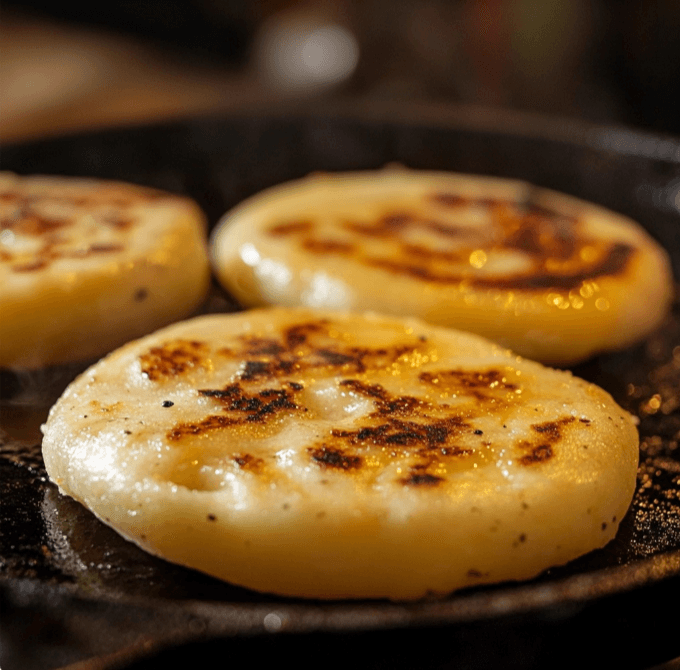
top-left (210, 168), bottom-right (673, 365)
top-left (0, 173), bottom-right (211, 368)
top-left (42, 308), bottom-right (639, 600)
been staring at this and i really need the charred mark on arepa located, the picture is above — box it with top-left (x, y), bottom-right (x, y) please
top-left (198, 383), bottom-right (300, 421)
top-left (267, 220), bottom-right (313, 236)
top-left (317, 349), bottom-right (359, 366)
top-left (342, 212), bottom-right (413, 238)
top-left (484, 244), bottom-right (634, 290)
top-left (12, 258), bottom-right (49, 272)
top-left (382, 213), bottom-right (412, 229)
top-left (294, 376), bottom-right (477, 482)
top-left (167, 381), bottom-right (304, 441)
top-left (340, 379), bottom-right (386, 398)
top-left (88, 243), bottom-right (125, 253)
top-left (242, 337), bottom-right (286, 356)
top-left (309, 445), bottom-right (362, 470)
top-left (419, 368), bottom-right (519, 402)
top-left (400, 243), bottom-right (467, 263)
top-left (368, 243), bottom-right (633, 291)
top-left (430, 193), bottom-right (511, 210)
top-left (520, 444), bottom-right (554, 464)
top-left (531, 417), bottom-right (576, 438)
top-left (284, 321), bottom-right (328, 348)
top-left (429, 192), bottom-right (571, 222)
top-left (0, 186), bottom-right (170, 272)
top-left (233, 453), bottom-right (265, 473)
top-left (239, 360), bottom-right (293, 381)
top-left (517, 416), bottom-right (576, 466)
top-left (140, 339), bottom-right (208, 381)
top-left (6, 239), bottom-right (128, 273)
top-left (226, 320), bottom-right (423, 381)
top-left (1, 207), bottom-right (70, 236)
top-left (167, 389), bottom-right (301, 440)
top-left (420, 368), bottom-right (517, 389)
top-left (60, 242), bottom-right (126, 258)
top-left (262, 191), bottom-right (636, 291)
top-left (504, 220), bottom-right (575, 259)
top-left (301, 238), bottom-right (355, 254)
top-left (167, 414), bottom-right (238, 440)
top-left (100, 213), bottom-right (134, 229)
top-left (430, 192), bottom-right (466, 207)
top-left (401, 467), bottom-right (445, 487)
top-left (331, 420), bottom-right (454, 448)
top-left (331, 378), bottom-right (472, 453)
top-left (339, 379), bottom-right (447, 420)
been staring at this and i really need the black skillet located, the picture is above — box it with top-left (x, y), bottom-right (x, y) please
top-left (2, 103), bottom-right (680, 670)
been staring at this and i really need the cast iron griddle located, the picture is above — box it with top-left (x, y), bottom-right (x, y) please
top-left (1, 103), bottom-right (680, 670)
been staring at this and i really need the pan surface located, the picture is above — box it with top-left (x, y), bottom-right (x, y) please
top-left (2, 103), bottom-right (680, 670)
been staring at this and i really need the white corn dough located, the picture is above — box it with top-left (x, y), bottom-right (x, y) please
top-left (0, 172), bottom-right (210, 368)
top-left (42, 308), bottom-right (639, 600)
top-left (210, 168), bottom-right (672, 365)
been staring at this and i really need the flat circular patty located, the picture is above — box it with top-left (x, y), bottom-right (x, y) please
top-left (42, 308), bottom-right (639, 600)
top-left (0, 172), bottom-right (210, 368)
top-left (210, 168), bottom-right (672, 365)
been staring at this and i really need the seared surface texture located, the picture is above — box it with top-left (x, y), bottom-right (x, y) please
top-left (42, 308), bottom-right (638, 600)
top-left (211, 169), bottom-right (672, 365)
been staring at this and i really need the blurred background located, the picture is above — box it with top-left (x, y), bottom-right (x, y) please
top-left (2, 0), bottom-right (680, 142)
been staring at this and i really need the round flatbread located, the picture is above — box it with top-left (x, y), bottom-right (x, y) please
top-left (0, 172), bottom-right (210, 369)
top-left (42, 307), bottom-right (639, 600)
top-left (210, 168), bottom-right (673, 365)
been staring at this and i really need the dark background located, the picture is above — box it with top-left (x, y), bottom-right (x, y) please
top-left (4, 0), bottom-right (680, 137)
